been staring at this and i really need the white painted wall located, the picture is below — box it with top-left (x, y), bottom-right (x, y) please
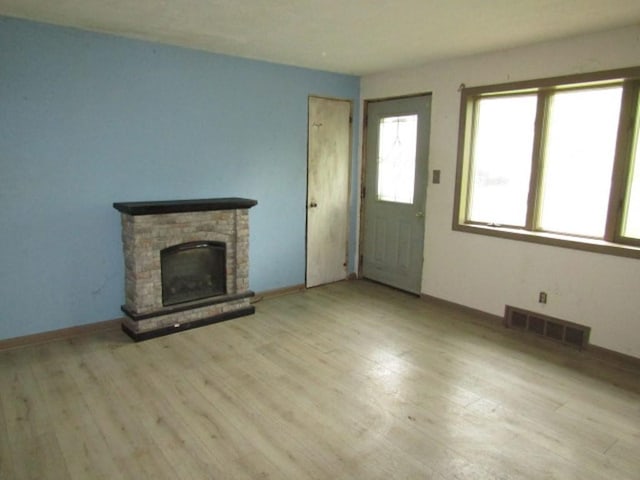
top-left (360, 26), bottom-right (640, 358)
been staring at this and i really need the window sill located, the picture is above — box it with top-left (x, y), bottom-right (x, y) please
top-left (453, 223), bottom-right (640, 260)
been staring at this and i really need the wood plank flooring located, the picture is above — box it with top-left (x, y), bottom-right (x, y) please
top-left (1, 280), bottom-right (638, 479)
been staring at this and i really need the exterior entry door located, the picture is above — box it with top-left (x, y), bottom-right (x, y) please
top-left (306, 96), bottom-right (352, 287)
top-left (361, 95), bottom-right (431, 294)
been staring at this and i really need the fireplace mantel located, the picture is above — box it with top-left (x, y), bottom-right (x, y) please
top-left (113, 197), bottom-right (257, 215)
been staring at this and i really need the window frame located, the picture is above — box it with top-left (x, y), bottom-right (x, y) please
top-left (453, 67), bottom-right (640, 259)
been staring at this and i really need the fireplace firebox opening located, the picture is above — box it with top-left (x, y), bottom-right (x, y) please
top-left (161, 241), bottom-right (226, 307)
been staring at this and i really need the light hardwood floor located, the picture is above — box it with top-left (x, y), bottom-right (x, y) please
top-left (1, 280), bottom-right (639, 479)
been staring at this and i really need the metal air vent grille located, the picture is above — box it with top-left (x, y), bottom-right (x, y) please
top-left (505, 306), bottom-right (590, 349)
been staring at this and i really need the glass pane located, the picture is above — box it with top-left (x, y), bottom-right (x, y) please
top-left (377, 115), bottom-right (418, 204)
top-left (467, 95), bottom-right (537, 226)
top-left (539, 87), bottom-right (622, 238)
top-left (622, 103), bottom-right (640, 239)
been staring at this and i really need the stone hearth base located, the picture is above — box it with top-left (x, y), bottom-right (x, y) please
top-left (121, 291), bottom-right (255, 341)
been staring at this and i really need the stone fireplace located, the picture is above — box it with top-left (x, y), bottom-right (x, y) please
top-left (113, 197), bottom-right (257, 341)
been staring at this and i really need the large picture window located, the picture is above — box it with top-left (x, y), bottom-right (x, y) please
top-left (454, 67), bottom-right (640, 257)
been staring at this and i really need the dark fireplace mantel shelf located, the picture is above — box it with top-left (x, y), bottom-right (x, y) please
top-left (113, 197), bottom-right (258, 216)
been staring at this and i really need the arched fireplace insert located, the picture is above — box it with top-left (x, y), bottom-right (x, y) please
top-left (161, 241), bottom-right (226, 306)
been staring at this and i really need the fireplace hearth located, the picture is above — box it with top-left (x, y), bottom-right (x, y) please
top-left (113, 197), bottom-right (257, 341)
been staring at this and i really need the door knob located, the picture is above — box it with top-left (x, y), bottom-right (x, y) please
top-left (416, 212), bottom-right (424, 217)
top-left (309, 202), bottom-right (318, 208)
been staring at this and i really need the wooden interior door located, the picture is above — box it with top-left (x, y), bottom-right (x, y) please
top-left (361, 95), bottom-right (431, 294)
top-left (306, 96), bottom-right (352, 288)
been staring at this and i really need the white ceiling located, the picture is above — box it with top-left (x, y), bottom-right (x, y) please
top-left (2, 0), bottom-right (640, 75)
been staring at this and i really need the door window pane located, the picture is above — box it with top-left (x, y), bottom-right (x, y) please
top-left (377, 115), bottom-right (417, 204)
top-left (538, 87), bottom-right (622, 237)
top-left (467, 95), bottom-right (537, 226)
top-left (622, 106), bottom-right (640, 239)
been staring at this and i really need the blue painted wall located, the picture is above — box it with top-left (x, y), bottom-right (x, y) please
top-left (0, 17), bottom-right (360, 340)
